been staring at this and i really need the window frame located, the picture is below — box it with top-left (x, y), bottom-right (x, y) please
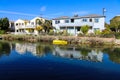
top-left (65, 19), bottom-right (69, 23)
top-left (94, 18), bottom-right (99, 23)
top-left (82, 18), bottom-right (88, 22)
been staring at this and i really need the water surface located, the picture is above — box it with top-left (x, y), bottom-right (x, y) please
top-left (0, 41), bottom-right (120, 80)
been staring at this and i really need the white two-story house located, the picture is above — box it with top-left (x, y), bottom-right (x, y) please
top-left (52, 14), bottom-right (105, 35)
top-left (15, 17), bottom-right (45, 35)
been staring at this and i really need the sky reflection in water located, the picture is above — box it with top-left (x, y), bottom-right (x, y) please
top-left (0, 41), bottom-right (120, 80)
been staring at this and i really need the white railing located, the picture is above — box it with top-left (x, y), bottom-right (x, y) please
top-left (17, 25), bottom-right (36, 29)
top-left (58, 22), bottom-right (94, 27)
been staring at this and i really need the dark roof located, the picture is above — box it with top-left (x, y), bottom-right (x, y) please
top-left (53, 14), bottom-right (105, 20)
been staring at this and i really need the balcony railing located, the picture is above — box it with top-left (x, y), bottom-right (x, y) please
top-left (17, 25), bottom-right (36, 29)
top-left (58, 22), bottom-right (94, 27)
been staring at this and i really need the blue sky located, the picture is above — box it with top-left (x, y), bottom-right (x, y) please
top-left (0, 0), bottom-right (120, 23)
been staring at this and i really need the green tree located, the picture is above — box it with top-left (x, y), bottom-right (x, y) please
top-left (42, 20), bottom-right (52, 33)
top-left (0, 17), bottom-right (9, 31)
top-left (81, 25), bottom-right (90, 35)
top-left (110, 16), bottom-right (120, 32)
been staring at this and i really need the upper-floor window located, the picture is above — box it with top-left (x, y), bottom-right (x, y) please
top-left (71, 19), bottom-right (74, 23)
top-left (19, 23), bottom-right (21, 26)
top-left (83, 18), bottom-right (87, 22)
top-left (16, 23), bottom-right (18, 26)
top-left (94, 18), bottom-right (99, 23)
top-left (31, 22), bottom-right (34, 25)
top-left (22, 23), bottom-right (24, 25)
top-left (55, 20), bottom-right (60, 24)
top-left (89, 18), bottom-right (92, 22)
top-left (65, 20), bottom-right (69, 23)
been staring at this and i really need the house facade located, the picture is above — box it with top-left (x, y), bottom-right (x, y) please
top-left (52, 14), bottom-right (105, 35)
top-left (15, 17), bottom-right (45, 35)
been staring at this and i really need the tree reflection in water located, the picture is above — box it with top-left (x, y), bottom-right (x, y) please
top-left (0, 41), bottom-right (11, 57)
top-left (103, 48), bottom-right (120, 64)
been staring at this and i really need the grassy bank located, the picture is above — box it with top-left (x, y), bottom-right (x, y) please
top-left (1, 34), bottom-right (116, 46)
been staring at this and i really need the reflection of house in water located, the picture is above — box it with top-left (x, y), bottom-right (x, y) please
top-left (15, 43), bottom-right (36, 56)
top-left (53, 47), bottom-right (103, 62)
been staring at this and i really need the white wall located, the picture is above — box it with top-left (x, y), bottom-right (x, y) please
top-left (52, 17), bottom-right (105, 35)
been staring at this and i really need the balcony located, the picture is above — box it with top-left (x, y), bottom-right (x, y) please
top-left (17, 25), bottom-right (36, 29)
top-left (58, 22), bottom-right (94, 27)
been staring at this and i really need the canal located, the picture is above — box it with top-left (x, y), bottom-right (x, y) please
top-left (0, 41), bottom-right (120, 80)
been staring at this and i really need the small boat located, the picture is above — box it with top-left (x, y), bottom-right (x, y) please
top-left (53, 40), bottom-right (68, 45)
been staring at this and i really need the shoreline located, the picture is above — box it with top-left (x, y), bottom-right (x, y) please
top-left (1, 34), bottom-right (120, 46)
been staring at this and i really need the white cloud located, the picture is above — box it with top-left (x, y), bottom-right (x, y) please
top-left (72, 11), bottom-right (89, 15)
top-left (0, 10), bottom-right (38, 16)
top-left (40, 6), bottom-right (46, 12)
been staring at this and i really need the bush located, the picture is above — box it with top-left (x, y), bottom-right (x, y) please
top-left (0, 30), bottom-right (5, 34)
top-left (94, 29), bottom-right (101, 35)
top-left (81, 25), bottom-right (90, 35)
top-left (62, 30), bottom-right (70, 36)
top-left (114, 32), bottom-right (120, 39)
top-left (78, 33), bottom-right (84, 37)
top-left (100, 29), bottom-right (114, 38)
top-left (48, 30), bottom-right (54, 35)
top-left (100, 33), bottom-right (115, 38)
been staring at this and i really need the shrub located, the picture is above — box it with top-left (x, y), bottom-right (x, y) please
top-left (77, 33), bottom-right (84, 37)
top-left (62, 30), bottom-right (70, 36)
top-left (94, 29), bottom-right (101, 35)
top-left (101, 29), bottom-right (114, 38)
top-left (48, 30), bottom-right (54, 35)
top-left (0, 30), bottom-right (5, 34)
top-left (114, 32), bottom-right (120, 39)
top-left (81, 25), bottom-right (90, 35)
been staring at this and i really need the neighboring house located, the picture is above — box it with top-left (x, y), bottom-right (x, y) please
top-left (52, 14), bottom-right (105, 35)
top-left (15, 17), bottom-right (45, 35)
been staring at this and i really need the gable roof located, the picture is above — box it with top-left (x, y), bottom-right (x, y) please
top-left (53, 14), bottom-right (105, 20)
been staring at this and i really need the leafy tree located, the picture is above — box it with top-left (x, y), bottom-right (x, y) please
top-left (42, 20), bottom-right (52, 33)
top-left (36, 19), bottom-right (42, 25)
top-left (0, 17), bottom-right (9, 31)
top-left (110, 16), bottom-right (120, 32)
top-left (81, 25), bottom-right (90, 35)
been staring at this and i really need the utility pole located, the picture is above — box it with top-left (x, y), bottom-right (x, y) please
top-left (103, 8), bottom-right (106, 16)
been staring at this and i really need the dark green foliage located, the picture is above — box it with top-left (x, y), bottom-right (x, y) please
top-left (114, 32), bottom-right (120, 39)
top-left (0, 17), bottom-right (9, 31)
top-left (43, 20), bottom-right (52, 33)
top-left (110, 16), bottom-right (120, 32)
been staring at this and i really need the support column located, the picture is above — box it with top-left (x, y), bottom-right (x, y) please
top-left (74, 26), bottom-right (76, 35)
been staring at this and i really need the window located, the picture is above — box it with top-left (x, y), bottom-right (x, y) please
top-left (83, 18), bottom-right (87, 22)
top-left (67, 27), bottom-right (74, 29)
top-left (94, 18), bottom-right (99, 23)
top-left (22, 23), bottom-right (24, 25)
top-left (89, 18), bottom-right (92, 22)
top-left (94, 28), bottom-right (100, 31)
top-left (60, 27), bottom-right (66, 29)
top-left (65, 20), bottom-right (69, 23)
top-left (19, 23), bottom-right (21, 25)
top-left (31, 22), bottom-right (34, 25)
top-left (71, 19), bottom-right (74, 23)
top-left (55, 20), bottom-right (60, 24)
top-left (16, 23), bottom-right (18, 26)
